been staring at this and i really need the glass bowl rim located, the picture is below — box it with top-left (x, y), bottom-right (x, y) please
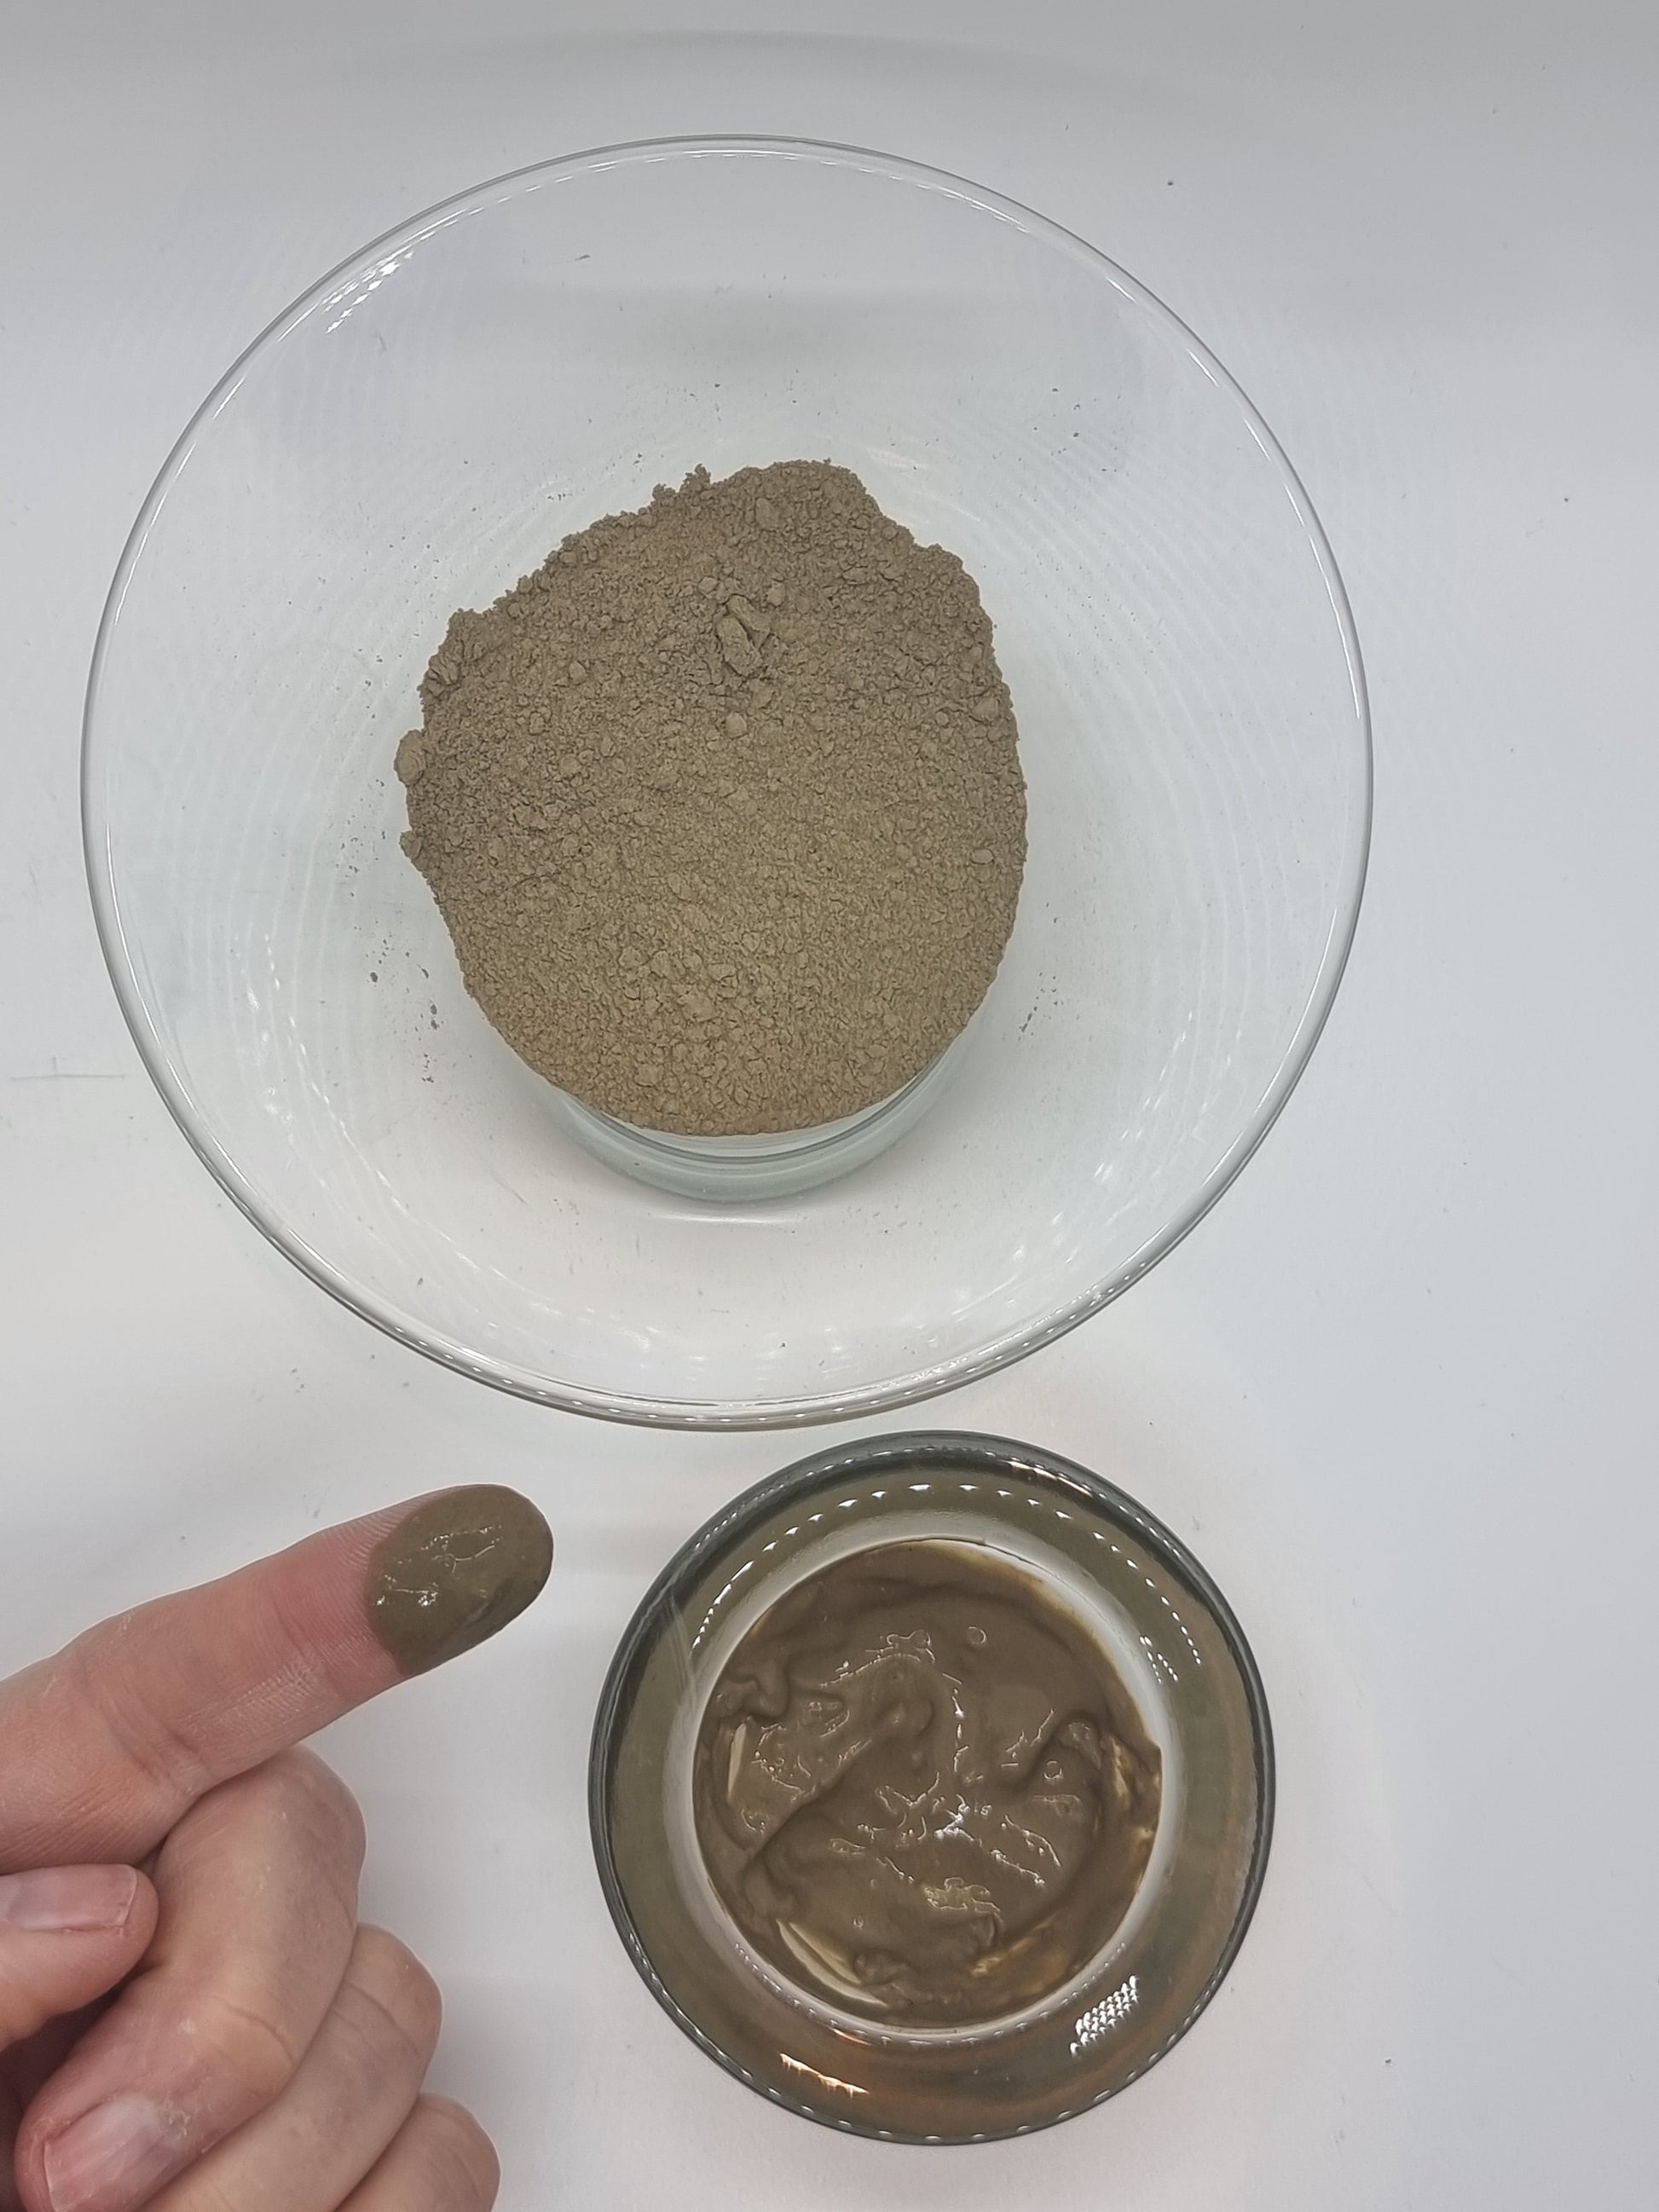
top-left (81, 132), bottom-right (1373, 1430)
top-left (587, 1427), bottom-right (1276, 2141)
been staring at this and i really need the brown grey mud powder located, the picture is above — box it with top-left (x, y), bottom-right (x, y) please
top-left (396, 461), bottom-right (1026, 1136)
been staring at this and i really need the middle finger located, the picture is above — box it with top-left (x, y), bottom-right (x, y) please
top-left (16, 1748), bottom-right (363, 2212)
top-left (152, 1926), bottom-right (442, 2212)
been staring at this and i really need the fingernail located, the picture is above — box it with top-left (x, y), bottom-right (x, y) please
top-left (42, 2099), bottom-right (183, 2212)
top-left (0, 1866), bottom-right (138, 1933)
top-left (367, 1485), bottom-right (553, 1676)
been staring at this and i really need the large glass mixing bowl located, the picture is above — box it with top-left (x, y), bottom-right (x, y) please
top-left (83, 138), bottom-right (1370, 1427)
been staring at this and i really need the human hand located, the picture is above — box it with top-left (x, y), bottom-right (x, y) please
top-left (0, 1486), bottom-right (552, 2212)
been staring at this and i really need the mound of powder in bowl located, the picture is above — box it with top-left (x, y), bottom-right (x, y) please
top-left (396, 459), bottom-right (1026, 1137)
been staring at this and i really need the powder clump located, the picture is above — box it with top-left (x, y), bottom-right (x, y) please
top-left (398, 459), bottom-right (1026, 1135)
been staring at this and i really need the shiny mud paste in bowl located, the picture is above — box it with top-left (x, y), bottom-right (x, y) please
top-left (589, 1433), bottom-right (1273, 2141)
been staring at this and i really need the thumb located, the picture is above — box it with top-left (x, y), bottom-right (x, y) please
top-left (0, 1868), bottom-right (158, 2048)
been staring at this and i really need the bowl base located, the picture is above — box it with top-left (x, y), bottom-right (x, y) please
top-left (546, 1041), bottom-right (962, 1202)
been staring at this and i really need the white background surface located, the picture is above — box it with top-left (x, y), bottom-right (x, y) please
top-left (2, 3), bottom-right (1656, 2205)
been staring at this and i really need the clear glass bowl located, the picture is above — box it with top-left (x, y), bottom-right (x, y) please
top-left (589, 1432), bottom-right (1273, 2141)
top-left (83, 137), bottom-right (1371, 1427)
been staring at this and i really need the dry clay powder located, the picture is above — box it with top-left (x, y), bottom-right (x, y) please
top-left (397, 461), bottom-right (1026, 1136)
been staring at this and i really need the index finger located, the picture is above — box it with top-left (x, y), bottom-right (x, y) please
top-left (0, 1485), bottom-right (552, 1871)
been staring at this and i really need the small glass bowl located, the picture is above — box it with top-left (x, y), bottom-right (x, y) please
top-left (545, 1037), bottom-right (967, 1203)
top-left (589, 1432), bottom-right (1273, 2143)
top-left (84, 136), bottom-right (1370, 1425)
